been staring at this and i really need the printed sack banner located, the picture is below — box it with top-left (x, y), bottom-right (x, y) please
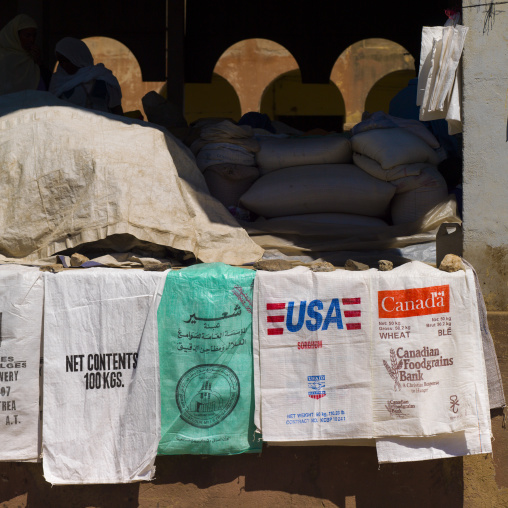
top-left (157, 263), bottom-right (261, 455)
top-left (372, 262), bottom-right (481, 437)
top-left (0, 265), bottom-right (43, 461)
top-left (255, 266), bottom-right (374, 442)
top-left (43, 269), bottom-right (165, 484)
top-left (375, 265), bottom-right (492, 461)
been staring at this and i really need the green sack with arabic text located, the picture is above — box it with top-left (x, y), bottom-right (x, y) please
top-left (157, 262), bottom-right (261, 455)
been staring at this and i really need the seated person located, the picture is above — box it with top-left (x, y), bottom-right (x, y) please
top-left (49, 37), bottom-right (123, 115)
top-left (0, 14), bottom-right (46, 95)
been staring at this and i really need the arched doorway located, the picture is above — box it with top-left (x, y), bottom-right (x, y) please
top-left (81, 36), bottom-right (161, 114)
top-left (260, 70), bottom-right (345, 132)
top-left (213, 38), bottom-right (299, 116)
top-left (365, 69), bottom-right (416, 115)
top-left (184, 74), bottom-right (241, 124)
top-left (330, 39), bottom-right (415, 130)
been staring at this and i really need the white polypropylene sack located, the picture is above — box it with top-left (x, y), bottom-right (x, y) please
top-left (266, 213), bottom-right (388, 228)
top-left (0, 265), bottom-right (42, 461)
top-left (203, 164), bottom-right (260, 208)
top-left (372, 262), bottom-right (481, 437)
top-left (376, 264), bottom-right (492, 462)
top-left (390, 166), bottom-right (445, 194)
top-left (418, 26), bottom-right (468, 132)
top-left (352, 111), bottom-right (440, 149)
top-left (353, 153), bottom-right (426, 181)
top-left (351, 128), bottom-right (441, 169)
top-left (0, 91), bottom-right (263, 265)
top-left (195, 142), bottom-right (256, 172)
top-left (42, 269), bottom-right (166, 484)
top-left (254, 266), bottom-right (374, 441)
top-left (418, 27), bottom-right (445, 111)
top-left (256, 135), bottom-right (352, 174)
top-left (391, 169), bottom-right (449, 224)
top-left (240, 164), bottom-right (396, 218)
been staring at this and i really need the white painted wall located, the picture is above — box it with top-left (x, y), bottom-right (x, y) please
top-left (462, 1), bottom-right (508, 310)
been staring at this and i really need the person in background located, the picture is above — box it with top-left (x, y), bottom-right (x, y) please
top-left (0, 14), bottom-right (47, 95)
top-left (49, 37), bottom-right (123, 115)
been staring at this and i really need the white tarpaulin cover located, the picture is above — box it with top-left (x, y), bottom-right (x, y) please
top-left (0, 91), bottom-right (263, 265)
top-left (0, 265), bottom-right (42, 461)
top-left (42, 268), bottom-right (165, 484)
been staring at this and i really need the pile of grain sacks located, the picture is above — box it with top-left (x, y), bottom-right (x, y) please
top-left (190, 120), bottom-right (261, 209)
top-left (190, 114), bottom-right (449, 228)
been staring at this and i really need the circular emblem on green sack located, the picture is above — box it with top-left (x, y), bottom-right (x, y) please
top-left (176, 364), bottom-right (240, 428)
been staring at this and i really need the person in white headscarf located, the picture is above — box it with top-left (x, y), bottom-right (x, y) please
top-left (49, 37), bottom-right (123, 115)
top-left (0, 14), bottom-right (45, 96)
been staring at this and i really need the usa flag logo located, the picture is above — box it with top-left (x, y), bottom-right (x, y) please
top-left (266, 298), bottom-right (362, 335)
top-left (308, 375), bottom-right (326, 399)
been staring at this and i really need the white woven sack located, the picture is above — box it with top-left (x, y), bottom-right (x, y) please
top-left (43, 269), bottom-right (165, 484)
top-left (391, 168), bottom-right (448, 224)
top-left (0, 266), bottom-right (43, 461)
top-left (203, 164), bottom-right (260, 208)
top-left (353, 153), bottom-right (426, 181)
top-left (240, 164), bottom-right (395, 218)
top-left (372, 261), bottom-right (481, 438)
top-left (390, 166), bottom-right (444, 194)
top-left (196, 142), bottom-right (255, 172)
top-left (351, 128), bottom-right (440, 169)
top-left (376, 264), bottom-right (491, 461)
top-left (255, 266), bottom-right (374, 441)
top-left (266, 213), bottom-right (387, 228)
top-left (418, 26), bottom-right (468, 134)
top-left (352, 111), bottom-right (440, 149)
top-left (256, 135), bottom-right (352, 174)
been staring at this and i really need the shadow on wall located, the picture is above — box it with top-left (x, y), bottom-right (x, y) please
top-left (152, 447), bottom-right (463, 507)
top-left (260, 70), bottom-right (345, 132)
top-left (0, 447), bottom-right (464, 507)
top-left (365, 69), bottom-right (417, 116)
top-left (0, 462), bottom-right (140, 508)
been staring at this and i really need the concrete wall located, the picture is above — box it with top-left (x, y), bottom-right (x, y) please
top-left (462, 3), bottom-right (508, 311)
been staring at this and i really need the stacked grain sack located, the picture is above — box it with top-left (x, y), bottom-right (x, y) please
top-left (239, 133), bottom-right (395, 229)
top-left (190, 120), bottom-right (261, 208)
top-left (350, 112), bottom-right (449, 224)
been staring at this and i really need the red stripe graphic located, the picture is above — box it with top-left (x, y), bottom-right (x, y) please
top-left (346, 323), bottom-right (361, 330)
top-left (267, 315), bottom-right (284, 323)
top-left (267, 303), bottom-right (286, 310)
top-left (267, 303), bottom-right (286, 336)
top-left (342, 298), bottom-right (361, 305)
top-left (344, 310), bottom-right (361, 317)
